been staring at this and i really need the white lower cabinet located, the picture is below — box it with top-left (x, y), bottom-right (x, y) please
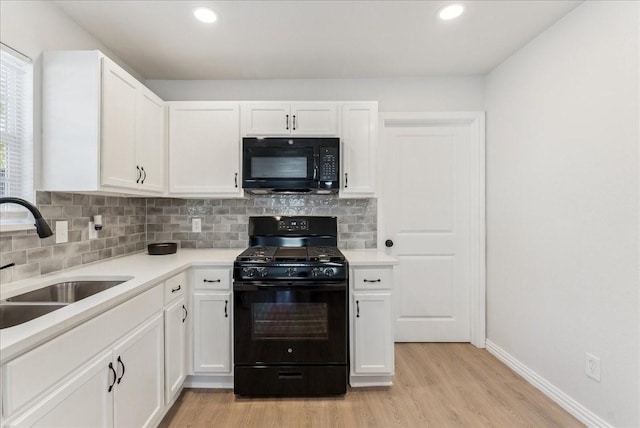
top-left (164, 296), bottom-right (187, 404)
top-left (349, 265), bottom-right (395, 386)
top-left (6, 352), bottom-right (113, 427)
top-left (6, 314), bottom-right (164, 428)
top-left (112, 314), bottom-right (164, 428)
top-left (192, 292), bottom-right (232, 374)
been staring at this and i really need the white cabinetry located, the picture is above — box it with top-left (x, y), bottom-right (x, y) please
top-left (168, 102), bottom-right (242, 197)
top-left (191, 268), bottom-right (233, 379)
top-left (350, 265), bottom-right (394, 386)
top-left (111, 314), bottom-right (165, 428)
top-left (163, 272), bottom-right (188, 406)
top-left (3, 286), bottom-right (165, 427)
top-left (242, 102), bottom-right (339, 136)
top-left (340, 102), bottom-right (378, 197)
top-left (42, 50), bottom-right (166, 195)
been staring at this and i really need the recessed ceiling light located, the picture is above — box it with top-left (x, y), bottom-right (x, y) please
top-left (194, 7), bottom-right (218, 24)
top-left (438, 4), bottom-right (465, 21)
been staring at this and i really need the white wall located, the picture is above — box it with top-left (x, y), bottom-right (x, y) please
top-left (485, 1), bottom-right (639, 426)
top-left (0, 0), bottom-right (140, 79)
top-left (146, 77), bottom-right (485, 112)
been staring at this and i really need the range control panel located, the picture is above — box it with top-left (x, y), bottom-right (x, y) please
top-left (277, 219), bottom-right (309, 232)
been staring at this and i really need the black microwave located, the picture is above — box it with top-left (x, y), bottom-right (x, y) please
top-left (242, 137), bottom-right (340, 194)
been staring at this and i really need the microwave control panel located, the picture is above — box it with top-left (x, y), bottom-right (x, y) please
top-left (319, 147), bottom-right (339, 181)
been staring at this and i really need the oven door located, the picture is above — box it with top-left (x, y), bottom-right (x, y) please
top-left (233, 282), bottom-right (347, 365)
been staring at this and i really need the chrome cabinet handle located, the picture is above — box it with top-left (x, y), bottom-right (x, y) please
top-left (203, 278), bottom-right (221, 283)
top-left (171, 284), bottom-right (181, 293)
top-left (141, 166), bottom-right (146, 184)
top-left (234, 172), bottom-right (238, 188)
top-left (285, 114), bottom-right (289, 130)
top-left (108, 362), bottom-right (117, 392)
top-left (356, 300), bottom-right (360, 318)
top-left (136, 165), bottom-right (141, 183)
top-left (363, 279), bottom-right (381, 283)
top-left (224, 300), bottom-right (228, 318)
top-left (292, 115), bottom-right (296, 130)
top-left (182, 304), bottom-right (188, 323)
top-left (344, 173), bottom-right (348, 188)
top-left (116, 356), bottom-right (125, 384)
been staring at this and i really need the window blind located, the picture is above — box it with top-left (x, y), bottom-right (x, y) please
top-left (0, 45), bottom-right (33, 208)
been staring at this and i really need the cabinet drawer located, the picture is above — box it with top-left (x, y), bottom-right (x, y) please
top-left (352, 267), bottom-right (393, 290)
top-left (2, 285), bottom-right (163, 417)
top-left (164, 271), bottom-right (187, 304)
top-left (192, 268), bottom-right (231, 290)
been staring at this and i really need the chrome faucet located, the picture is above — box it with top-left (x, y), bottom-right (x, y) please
top-left (0, 197), bottom-right (53, 238)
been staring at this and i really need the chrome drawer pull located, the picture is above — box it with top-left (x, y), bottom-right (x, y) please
top-left (171, 285), bottom-right (181, 293)
top-left (203, 279), bottom-right (221, 283)
top-left (363, 279), bottom-right (381, 283)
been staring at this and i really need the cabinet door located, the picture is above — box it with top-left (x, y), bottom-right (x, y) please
top-left (193, 292), bottom-right (231, 373)
top-left (137, 87), bottom-right (166, 194)
top-left (291, 103), bottom-right (339, 136)
top-left (165, 297), bottom-right (187, 404)
top-left (341, 103), bottom-right (378, 196)
top-left (101, 57), bottom-right (139, 190)
top-left (6, 352), bottom-right (113, 428)
top-left (352, 293), bottom-right (393, 374)
top-left (113, 313), bottom-right (164, 428)
top-left (169, 102), bottom-right (241, 196)
top-left (242, 103), bottom-right (291, 136)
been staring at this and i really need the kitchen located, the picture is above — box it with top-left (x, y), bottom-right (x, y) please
top-left (0, 1), bottom-right (638, 427)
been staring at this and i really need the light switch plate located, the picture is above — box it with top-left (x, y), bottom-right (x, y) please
top-left (55, 221), bottom-right (68, 244)
top-left (192, 218), bottom-right (202, 233)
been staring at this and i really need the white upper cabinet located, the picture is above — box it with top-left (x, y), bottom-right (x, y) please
top-left (340, 102), bottom-right (378, 197)
top-left (242, 102), bottom-right (339, 136)
top-left (168, 102), bottom-right (242, 197)
top-left (42, 51), bottom-right (166, 195)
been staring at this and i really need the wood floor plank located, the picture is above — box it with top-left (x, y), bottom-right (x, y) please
top-left (159, 344), bottom-right (583, 428)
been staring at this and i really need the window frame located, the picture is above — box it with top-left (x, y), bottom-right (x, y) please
top-left (0, 43), bottom-right (34, 230)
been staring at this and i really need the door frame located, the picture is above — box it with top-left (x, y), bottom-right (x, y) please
top-left (377, 112), bottom-right (486, 348)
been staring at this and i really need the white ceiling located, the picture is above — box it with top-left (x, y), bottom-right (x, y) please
top-left (54, 0), bottom-right (582, 80)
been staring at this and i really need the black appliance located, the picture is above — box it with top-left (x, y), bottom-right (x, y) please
top-left (233, 216), bottom-right (348, 396)
top-left (242, 137), bottom-right (340, 194)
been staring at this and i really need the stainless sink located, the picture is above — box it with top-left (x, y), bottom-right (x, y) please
top-left (0, 278), bottom-right (132, 329)
top-left (0, 304), bottom-right (67, 329)
top-left (5, 280), bottom-right (127, 303)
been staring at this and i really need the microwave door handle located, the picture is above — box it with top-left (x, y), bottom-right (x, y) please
top-left (313, 164), bottom-right (318, 180)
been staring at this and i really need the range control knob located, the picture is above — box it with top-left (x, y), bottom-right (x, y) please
top-left (257, 267), bottom-right (268, 277)
top-left (311, 267), bottom-right (321, 277)
top-left (243, 267), bottom-right (256, 277)
top-left (285, 267), bottom-right (296, 277)
top-left (324, 268), bottom-right (335, 277)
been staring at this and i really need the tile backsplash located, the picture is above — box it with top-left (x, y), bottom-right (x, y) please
top-left (1, 192), bottom-right (147, 284)
top-left (1, 192), bottom-right (376, 285)
top-left (146, 195), bottom-right (376, 249)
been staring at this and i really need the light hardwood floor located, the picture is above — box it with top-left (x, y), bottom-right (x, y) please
top-left (159, 343), bottom-right (583, 427)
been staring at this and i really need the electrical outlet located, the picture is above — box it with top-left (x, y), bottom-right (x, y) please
top-left (585, 353), bottom-right (601, 382)
top-left (192, 218), bottom-right (202, 233)
top-left (55, 221), bottom-right (68, 244)
top-left (88, 222), bottom-right (98, 240)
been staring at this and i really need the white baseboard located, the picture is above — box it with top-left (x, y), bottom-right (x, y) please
top-left (485, 340), bottom-right (611, 428)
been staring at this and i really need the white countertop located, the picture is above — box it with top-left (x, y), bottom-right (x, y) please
top-left (0, 248), bottom-right (396, 364)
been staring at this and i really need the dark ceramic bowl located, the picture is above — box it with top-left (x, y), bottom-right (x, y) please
top-left (147, 242), bottom-right (178, 255)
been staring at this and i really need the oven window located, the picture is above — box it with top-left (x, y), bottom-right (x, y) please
top-left (252, 302), bottom-right (328, 340)
top-left (251, 157), bottom-right (307, 179)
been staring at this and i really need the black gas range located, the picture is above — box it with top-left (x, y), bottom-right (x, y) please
top-left (233, 216), bottom-right (348, 396)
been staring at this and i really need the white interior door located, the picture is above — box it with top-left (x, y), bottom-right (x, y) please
top-left (382, 117), bottom-right (479, 342)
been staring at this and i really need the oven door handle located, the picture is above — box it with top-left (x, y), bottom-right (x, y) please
top-left (234, 283), bottom-right (346, 291)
